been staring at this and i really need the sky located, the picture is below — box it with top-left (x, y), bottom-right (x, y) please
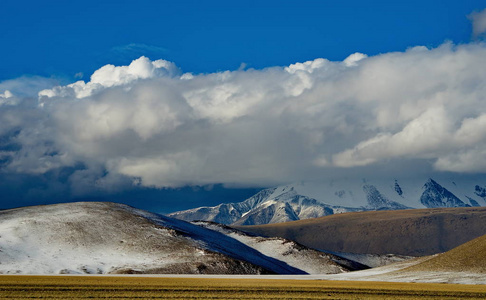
top-left (1, 1), bottom-right (486, 213)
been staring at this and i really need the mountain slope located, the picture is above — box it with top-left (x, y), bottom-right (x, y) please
top-left (327, 233), bottom-right (486, 284)
top-left (402, 233), bottom-right (486, 274)
top-left (194, 221), bottom-right (368, 274)
top-left (168, 188), bottom-right (279, 225)
top-left (169, 177), bottom-right (486, 225)
top-left (168, 186), bottom-right (358, 226)
top-left (237, 207), bottom-right (486, 256)
top-left (420, 179), bottom-right (468, 208)
top-left (0, 202), bottom-right (324, 275)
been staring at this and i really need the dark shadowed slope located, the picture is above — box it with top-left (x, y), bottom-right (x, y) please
top-left (237, 207), bottom-right (486, 256)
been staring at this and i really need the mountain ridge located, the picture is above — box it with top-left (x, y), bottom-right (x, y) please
top-left (169, 177), bottom-right (486, 225)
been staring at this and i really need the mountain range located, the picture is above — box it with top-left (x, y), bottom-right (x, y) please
top-left (169, 177), bottom-right (486, 225)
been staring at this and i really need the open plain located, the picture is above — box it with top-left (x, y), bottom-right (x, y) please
top-left (1, 275), bottom-right (486, 299)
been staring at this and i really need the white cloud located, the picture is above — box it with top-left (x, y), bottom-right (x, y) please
top-left (469, 8), bottom-right (486, 39)
top-left (332, 106), bottom-right (453, 167)
top-left (343, 52), bottom-right (368, 67)
top-left (0, 90), bottom-right (13, 99)
top-left (0, 90), bottom-right (16, 106)
top-left (39, 56), bottom-right (180, 99)
top-left (2, 40), bottom-right (486, 194)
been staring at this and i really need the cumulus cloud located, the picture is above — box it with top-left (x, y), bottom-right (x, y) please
top-left (39, 56), bottom-right (180, 99)
top-left (469, 8), bottom-right (486, 39)
top-left (2, 41), bottom-right (486, 195)
top-left (0, 90), bottom-right (13, 99)
top-left (343, 52), bottom-right (368, 67)
top-left (0, 90), bottom-right (16, 106)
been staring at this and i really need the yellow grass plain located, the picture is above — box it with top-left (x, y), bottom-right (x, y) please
top-left (0, 276), bottom-right (486, 299)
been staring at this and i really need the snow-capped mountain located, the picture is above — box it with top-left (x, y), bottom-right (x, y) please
top-left (169, 177), bottom-right (486, 225)
top-left (0, 202), bottom-right (360, 275)
top-left (420, 179), bottom-right (468, 208)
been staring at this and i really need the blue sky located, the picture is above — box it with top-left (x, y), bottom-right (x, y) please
top-left (1, 1), bottom-right (486, 213)
top-left (1, 0), bottom-right (484, 81)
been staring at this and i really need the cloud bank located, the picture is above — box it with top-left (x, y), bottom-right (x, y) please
top-left (1, 42), bottom-right (486, 196)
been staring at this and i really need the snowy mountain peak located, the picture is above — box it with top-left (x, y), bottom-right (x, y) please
top-left (420, 178), bottom-right (468, 208)
top-left (170, 177), bottom-right (486, 225)
top-left (363, 184), bottom-right (409, 210)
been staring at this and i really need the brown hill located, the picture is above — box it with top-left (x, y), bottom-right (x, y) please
top-left (402, 233), bottom-right (486, 273)
top-left (236, 207), bottom-right (486, 256)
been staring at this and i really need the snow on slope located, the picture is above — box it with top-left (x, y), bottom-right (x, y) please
top-left (193, 221), bottom-right (368, 274)
top-left (323, 251), bottom-right (414, 268)
top-left (169, 188), bottom-right (278, 225)
top-left (170, 176), bottom-right (486, 225)
top-left (0, 202), bottom-right (319, 275)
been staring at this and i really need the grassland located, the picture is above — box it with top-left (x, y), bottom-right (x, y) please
top-left (0, 276), bottom-right (486, 299)
top-left (402, 233), bottom-right (486, 274)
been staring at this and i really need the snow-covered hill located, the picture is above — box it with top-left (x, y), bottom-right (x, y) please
top-left (169, 177), bottom-right (486, 225)
top-left (0, 202), bottom-right (357, 275)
